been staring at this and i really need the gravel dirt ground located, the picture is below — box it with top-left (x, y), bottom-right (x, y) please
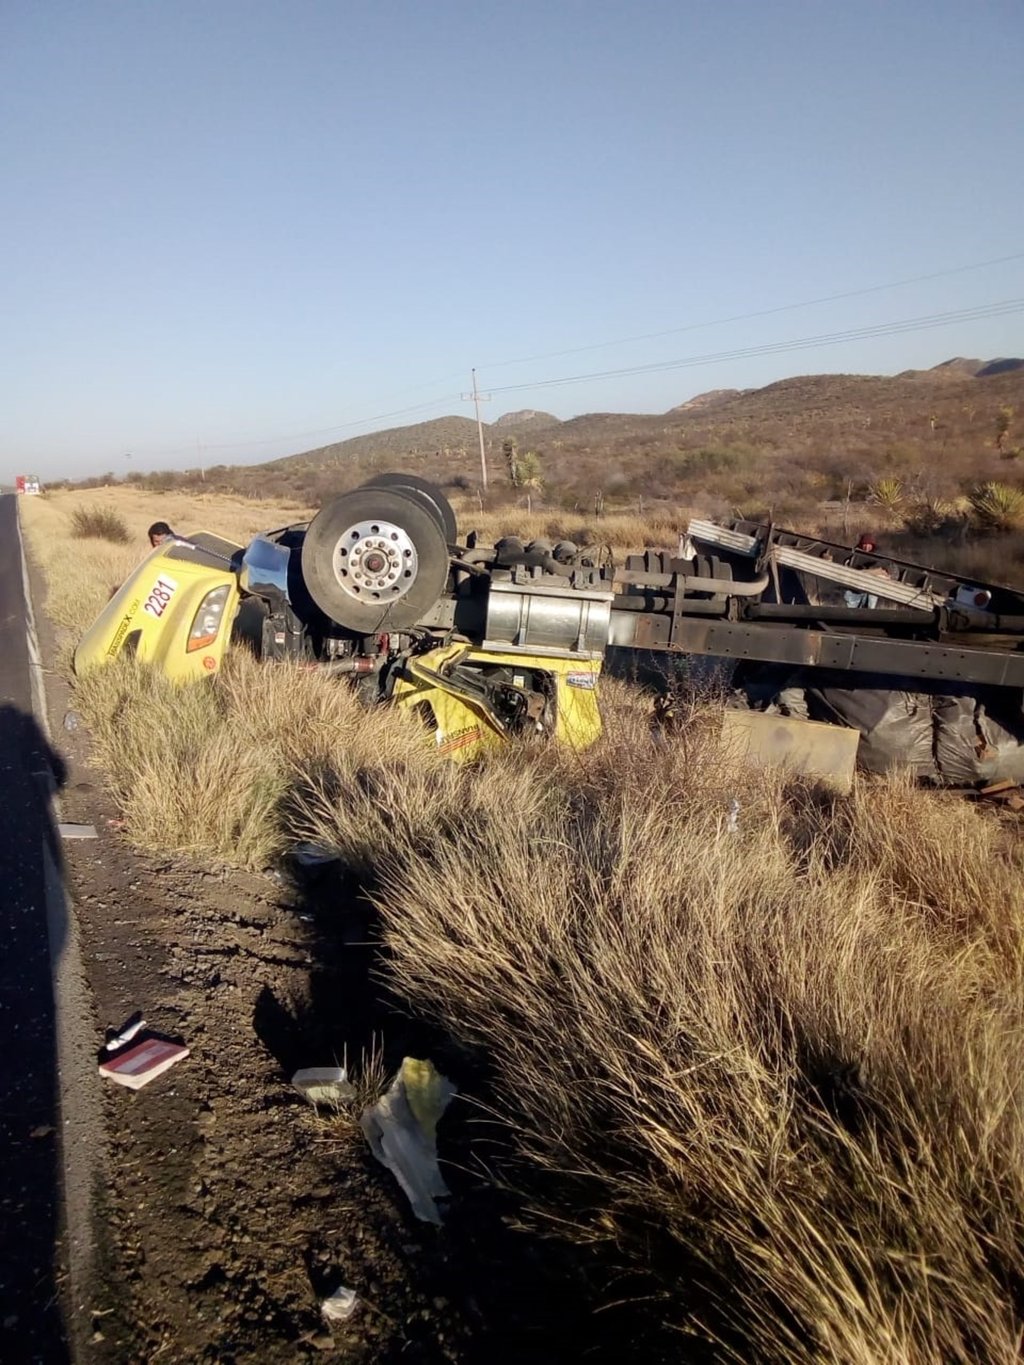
top-left (26, 530), bottom-right (641, 1364)
top-left (51, 709), bottom-right (614, 1364)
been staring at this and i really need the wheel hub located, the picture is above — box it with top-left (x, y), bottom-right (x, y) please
top-left (332, 519), bottom-right (418, 602)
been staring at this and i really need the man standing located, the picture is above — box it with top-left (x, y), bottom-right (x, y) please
top-left (844, 533), bottom-right (888, 609)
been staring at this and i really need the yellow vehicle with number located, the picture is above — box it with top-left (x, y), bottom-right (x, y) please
top-left (76, 533), bottom-right (242, 684)
top-left (74, 476), bottom-right (609, 759)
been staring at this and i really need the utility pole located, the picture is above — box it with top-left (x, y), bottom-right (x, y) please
top-left (196, 438), bottom-right (205, 482)
top-left (461, 368), bottom-right (491, 491)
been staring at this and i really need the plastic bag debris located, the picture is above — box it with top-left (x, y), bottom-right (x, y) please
top-left (321, 1284), bottom-right (358, 1323)
top-left (292, 843), bottom-right (339, 868)
top-left (104, 1013), bottom-right (146, 1052)
top-left (63, 711), bottom-right (80, 731)
top-left (292, 1066), bottom-right (356, 1106)
top-left (726, 797), bottom-right (740, 834)
top-left (360, 1057), bottom-right (456, 1225)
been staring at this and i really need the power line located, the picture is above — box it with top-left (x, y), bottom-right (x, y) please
top-left (120, 260), bottom-right (1024, 461)
top-left (190, 391), bottom-right (465, 454)
top-left (484, 298), bottom-right (1024, 397)
top-left (478, 250), bottom-right (1024, 372)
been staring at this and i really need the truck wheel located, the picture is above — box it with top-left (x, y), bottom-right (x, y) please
top-left (359, 473), bottom-right (458, 546)
top-left (302, 486), bottom-right (449, 632)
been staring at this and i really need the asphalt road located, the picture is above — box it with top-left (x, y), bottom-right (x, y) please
top-left (0, 493), bottom-right (70, 1360)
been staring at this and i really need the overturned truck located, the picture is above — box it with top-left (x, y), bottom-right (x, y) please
top-left (75, 476), bottom-right (1024, 783)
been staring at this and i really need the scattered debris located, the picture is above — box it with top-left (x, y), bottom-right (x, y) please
top-left (104, 1013), bottom-right (147, 1052)
top-left (981, 778), bottom-right (1018, 796)
top-left (726, 797), bottom-right (740, 834)
top-left (320, 1284), bottom-right (358, 1324)
top-left (360, 1057), bottom-right (456, 1225)
top-left (29, 1125), bottom-right (55, 1139)
top-left (974, 778), bottom-right (1024, 811)
top-left (721, 710), bottom-right (860, 793)
top-left (63, 711), bottom-right (80, 731)
top-left (59, 822), bottom-right (98, 840)
top-left (105, 816), bottom-right (126, 831)
top-left (292, 1066), bottom-right (356, 1107)
top-left (99, 1035), bottom-right (189, 1090)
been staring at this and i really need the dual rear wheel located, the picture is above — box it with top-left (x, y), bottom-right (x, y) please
top-left (300, 475), bottom-right (456, 632)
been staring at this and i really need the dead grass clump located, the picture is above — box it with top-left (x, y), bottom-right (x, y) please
top-left (70, 505), bottom-right (131, 543)
top-left (71, 656), bottom-right (286, 864)
top-left (69, 651), bottom-right (460, 868)
top-left (366, 708), bottom-right (1024, 1360)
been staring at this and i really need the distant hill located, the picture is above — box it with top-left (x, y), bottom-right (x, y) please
top-left (899, 356), bottom-right (1024, 380)
top-left (978, 358), bottom-right (1024, 378)
top-left (492, 409), bottom-right (561, 430)
top-left (669, 388), bottom-right (749, 412)
top-left (91, 358), bottom-right (1023, 521)
top-left (265, 356), bottom-right (1023, 480)
top-left (261, 415), bottom-right (482, 473)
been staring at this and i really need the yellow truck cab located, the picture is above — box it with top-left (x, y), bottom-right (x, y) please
top-left (74, 533), bottom-right (242, 683)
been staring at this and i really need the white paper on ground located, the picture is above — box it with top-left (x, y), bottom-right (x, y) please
top-left (321, 1284), bottom-right (358, 1322)
top-left (292, 1067), bottom-right (356, 1106)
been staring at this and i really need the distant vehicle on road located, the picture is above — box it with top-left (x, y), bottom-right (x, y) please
top-left (15, 475), bottom-right (41, 495)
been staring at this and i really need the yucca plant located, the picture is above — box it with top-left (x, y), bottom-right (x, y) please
top-left (868, 477), bottom-right (905, 516)
top-left (968, 481), bottom-right (1024, 532)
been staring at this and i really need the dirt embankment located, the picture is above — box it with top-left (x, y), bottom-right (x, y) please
top-left (41, 608), bottom-right (630, 1364)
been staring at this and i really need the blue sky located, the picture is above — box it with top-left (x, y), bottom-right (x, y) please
top-left (2, 0), bottom-right (1022, 480)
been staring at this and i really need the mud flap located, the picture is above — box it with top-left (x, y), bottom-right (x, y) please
top-left (721, 710), bottom-right (860, 793)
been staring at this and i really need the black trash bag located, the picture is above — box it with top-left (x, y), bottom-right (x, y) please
top-left (806, 687), bottom-right (936, 778)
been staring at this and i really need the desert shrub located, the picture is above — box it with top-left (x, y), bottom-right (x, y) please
top-left (902, 496), bottom-right (964, 537)
top-left (657, 446), bottom-right (751, 486)
top-left (69, 506), bottom-right (131, 544)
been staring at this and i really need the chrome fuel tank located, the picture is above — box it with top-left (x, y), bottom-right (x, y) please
top-left (483, 576), bottom-right (612, 658)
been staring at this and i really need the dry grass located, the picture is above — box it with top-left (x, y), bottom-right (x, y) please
top-left (22, 487), bottom-right (1024, 1359)
top-left (69, 505), bottom-right (131, 543)
top-left (71, 651), bottom-right (449, 867)
top-left (349, 709), bottom-right (1024, 1362)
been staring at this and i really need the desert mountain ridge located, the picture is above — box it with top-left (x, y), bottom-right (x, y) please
top-left (259, 357), bottom-right (1023, 481)
top-left (64, 357), bottom-right (1024, 515)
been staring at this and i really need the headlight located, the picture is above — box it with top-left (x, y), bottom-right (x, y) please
top-left (187, 585), bottom-right (231, 652)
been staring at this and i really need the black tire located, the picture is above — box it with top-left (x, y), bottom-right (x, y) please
top-left (302, 486), bottom-right (449, 632)
top-left (359, 473), bottom-right (458, 545)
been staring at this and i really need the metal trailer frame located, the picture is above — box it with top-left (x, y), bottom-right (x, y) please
top-left (605, 519), bottom-right (1024, 692)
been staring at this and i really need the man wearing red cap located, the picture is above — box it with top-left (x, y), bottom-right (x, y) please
top-left (845, 533), bottom-right (887, 608)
